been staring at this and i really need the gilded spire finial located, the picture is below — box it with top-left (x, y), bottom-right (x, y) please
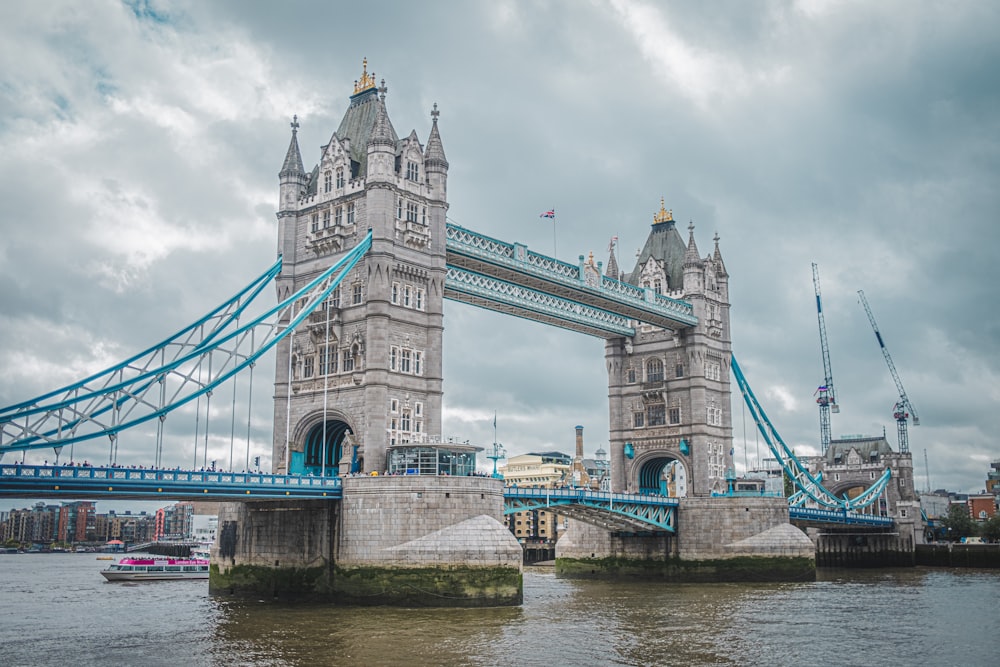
top-left (653, 196), bottom-right (673, 223)
top-left (353, 57), bottom-right (376, 95)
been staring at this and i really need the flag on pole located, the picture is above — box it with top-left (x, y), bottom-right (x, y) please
top-left (608, 235), bottom-right (619, 252)
top-left (539, 209), bottom-right (555, 219)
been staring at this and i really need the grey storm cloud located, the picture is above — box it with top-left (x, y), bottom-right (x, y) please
top-left (0, 0), bottom-right (998, 509)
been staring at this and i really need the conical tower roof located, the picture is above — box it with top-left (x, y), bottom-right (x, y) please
top-left (605, 242), bottom-right (621, 279)
top-left (627, 198), bottom-right (687, 290)
top-left (684, 221), bottom-right (701, 267)
top-left (279, 115), bottom-right (304, 177)
top-left (713, 232), bottom-right (728, 277)
top-left (424, 103), bottom-right (448, 170)
top-left (334, 60), bottom-right (398, 175)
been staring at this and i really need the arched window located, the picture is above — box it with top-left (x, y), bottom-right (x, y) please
top-left (323, 171), bottom-right (332, 193)
top-left (646, 358), bottom-right (664, 382)
top-left (336, 168), bottom-right (344, 188)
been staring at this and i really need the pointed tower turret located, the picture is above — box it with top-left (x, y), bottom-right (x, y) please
top-left (279, 115), bottom-right (307, 212)
top-left (682, 221), bottom-right (703, 293)
top-left (366, 80), bottom-right (397, 182)
top-left (605, 238), bottom-right (621, 280)
top-left (424, 103), bottom-right (449, 202)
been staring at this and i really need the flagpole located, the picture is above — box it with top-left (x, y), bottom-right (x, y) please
top-left (552, 209), bottom-right (557, 259)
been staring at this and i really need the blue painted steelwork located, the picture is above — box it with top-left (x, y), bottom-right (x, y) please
top-left (445, 223), bottom-right (697, 334)
top-left (0, 257), bottom-right (281, 419)
top-left (504, 486), bottom-right (677, 533)
top-left (0, 464), bottom-right (342, 500)
top-left (731, 355), bottom-right (892, 512)
top-left (0, 232), bottom-right (372, 455)
top-left (446, 266), bottom-right (635, 337)
top-left (789, 506), bottom-right (894, 528)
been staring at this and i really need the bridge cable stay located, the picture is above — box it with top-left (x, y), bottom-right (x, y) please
top-left (730, 355), bottom-right (891, 511)
top-left (0, 232), bottom-right (373, 457)
top-left (0, 257), bottom-right (282, 420)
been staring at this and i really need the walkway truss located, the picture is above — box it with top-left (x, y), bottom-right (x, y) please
top-left (0, 232), bottom-right (373, 465)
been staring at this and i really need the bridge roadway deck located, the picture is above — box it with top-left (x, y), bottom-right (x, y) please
top-left (0, 465), bottom-right (895, 531)
top-left (0, 464), bottom-right (342, 501)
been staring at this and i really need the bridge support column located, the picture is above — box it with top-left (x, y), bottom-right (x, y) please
top-left (556, 496), bottom-right (815, 582)
top-left (334, 476), bottom-right (522, 607)
top-left (210, 477), bottom-right (523, 607)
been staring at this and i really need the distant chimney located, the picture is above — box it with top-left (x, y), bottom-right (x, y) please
top-left (575, 425), bottom-right (584, 459)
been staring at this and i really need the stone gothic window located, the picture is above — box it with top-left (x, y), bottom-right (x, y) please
top-left (347, 202), bottom-right (356, 225)
top-left (404, 285), bottom-right (412, 307)
top-left (675, 363), bottom-right (684, 378)
top-left (406, 202), bottom-right (418, 223)
top-left (669, 407), bottom-right (681, 425)
top-left (414, 351), bottom-right (422, 376)
top-left (330, 288), bottom-right (340, 309)
top-left (397, 198), bottom-right (403, 219)
top-left (322, 209), bottom-right (331, 228)
top-left (335, 206), bottom-right (343, 226)
top-left (406, 160), bottom-right (419, 182)
top-left (352, 284), bottom-right (362, 305)
top-left (342, 350), bottom-right (355, 372)
top-left (389, 346), bottom-right (397, 371)
top-left (324, 171), bottom-right (332, 193)
top-left (421, 206), bottom-right (427, 225)
top-left (336, 168), bottom-right (344, 188)
top-left (416, 288), bottom-right (424, 310)
top-left (646, 358), bottom-right (664, 382)
top-left (626, 367), bottom-right (636, 384)
top-left (401, 349), bottom-right (411, 373)
top-left (310, 214), bottom-right (319, 233)
top-left (633, 411), bottom-right (644, 428)
top-left (647, 404), bottom-right (666, 426)
top-left (391, 282), bottom-right (399, 304)
top-left (303, 356), bottom-right (314, 378)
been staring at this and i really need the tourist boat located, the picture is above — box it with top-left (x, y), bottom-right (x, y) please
top-left (100, 556), bottom-right (210, 581)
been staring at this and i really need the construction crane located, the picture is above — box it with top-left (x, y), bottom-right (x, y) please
top-left (858, 289), bottom-right (920, 453)
top-left (812, 263), bottom-right (839, 455)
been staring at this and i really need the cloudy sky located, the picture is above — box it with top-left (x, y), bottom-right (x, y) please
top-left (1, 0), bottom-right (998, 510)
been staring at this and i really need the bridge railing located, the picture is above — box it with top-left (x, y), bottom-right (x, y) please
top-left (504, 486), bottom-right (680, 507)
top-left (0, 464), bottom-right (343, 491)
top-left (789, 506), bottom-right (894, 527)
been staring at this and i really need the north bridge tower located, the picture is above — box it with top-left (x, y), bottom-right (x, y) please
top-left (273, 60), bottom-right (449, 476)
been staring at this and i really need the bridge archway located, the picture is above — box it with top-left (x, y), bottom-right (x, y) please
top-left (636, 455), bottom-right (688, 497)
top-left (301, 418), bottom-right (354, 477)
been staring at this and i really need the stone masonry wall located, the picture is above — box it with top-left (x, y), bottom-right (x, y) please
top-left (337, 475), bottom-right (521, 568)
top-left (677, 496), bottom-right (810, 560)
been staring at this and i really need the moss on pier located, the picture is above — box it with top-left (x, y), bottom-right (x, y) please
top-left (555, 555), bottom-right (815, 582)
top-left (210, 563), bottom-right (522, 607)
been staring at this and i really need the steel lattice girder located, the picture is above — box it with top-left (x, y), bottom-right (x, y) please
top-left (445, 223), bottom-right (697, 331)
top-left (504, 488), bottom-right (677, 532)
top-left (0, 233), bottom-right (372, 453)
top-left (445, 266), bottom-right (635, 338)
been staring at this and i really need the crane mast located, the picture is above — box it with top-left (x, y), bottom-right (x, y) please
top-left (812, 264), bottom-right (839, 455)
top-left (858, 289), bottom-right (920, 453)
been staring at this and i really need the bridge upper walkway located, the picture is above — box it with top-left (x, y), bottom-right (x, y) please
top-left (445, 223), bottom-right (697, 337)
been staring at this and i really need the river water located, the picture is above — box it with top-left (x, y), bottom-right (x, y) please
top-left (1, 554), bottom-right (998, 666)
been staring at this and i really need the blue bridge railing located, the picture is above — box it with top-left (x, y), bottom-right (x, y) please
top-left (0, 464), bottom-right (342, 500)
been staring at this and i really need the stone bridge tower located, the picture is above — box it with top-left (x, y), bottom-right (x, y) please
top-left (605, 200), bottom-right (733, 497)
top-left (271, 60), bottom-right (448, 475)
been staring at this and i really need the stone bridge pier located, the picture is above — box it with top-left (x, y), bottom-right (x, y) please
top-left (210, 476), bottom-right (523, 606)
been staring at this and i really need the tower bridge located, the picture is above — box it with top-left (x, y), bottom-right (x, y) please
top-left (0, 61), bottom-right (919, 605)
